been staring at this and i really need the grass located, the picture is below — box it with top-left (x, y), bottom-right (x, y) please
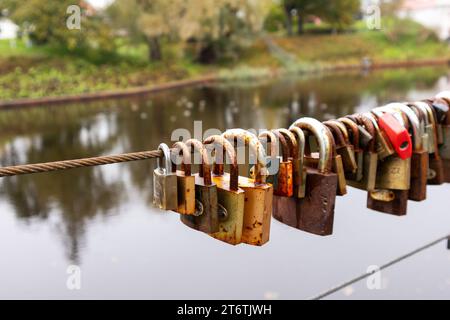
top-left (0, 17), bottom-right (449, 100)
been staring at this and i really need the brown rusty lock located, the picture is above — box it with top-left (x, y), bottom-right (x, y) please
top-left (421, 99), bottom-right (445, 185)
top-left (223, 129), bottom-right (273, 246)
top-left (291, 118), bottom-right (337, 236)
top-left (204, 135), bottom-right (245, 245)
top-left (338, 117), bottom-right (364, 182)
top-left (271, 129), bottom-right (297, 229)
top-left (323, 124), bottom-right (347, 196)
top-left (388, 103), bottom-right (428, 201)
top-left (324, 120), bottom-right (358, 175)
top-left (288, 126), bottom-right (307, 199)
top-left (171, 142), bottom-right (196, 215)
top-left (180, 139), bottom-right (220, 234)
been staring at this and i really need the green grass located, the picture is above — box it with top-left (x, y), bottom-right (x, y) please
top-left (0, 17), bottom-right (449, 100)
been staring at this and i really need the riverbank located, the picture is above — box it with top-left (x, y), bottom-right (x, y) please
top-left (1, 27), bottom-right (450, 105)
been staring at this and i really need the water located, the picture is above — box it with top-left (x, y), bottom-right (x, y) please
top-left (0, 67), bottom-right (449, 299)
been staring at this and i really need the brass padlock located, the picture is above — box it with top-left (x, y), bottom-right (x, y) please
top-left (271, 129), bottom-right (297, 228)
top-left (367, 109), bottom-right (411, 216)
top-left (339, 117), bottom-right (364, 182)
top-left (171, 142), bottom-right (196, 215)
top-left (324, 120), bottom-right (358, 175)
top-left (180, 139), bottom-right (219, 234)
top-left (368, 111), bottom-right (396, 160)
top-left (223, 129), bottom-right (273, 246)
top-left (204, 135), bottom-right (245, 245)
top-left (288, 126), bottom-right (307, 199)
top-left (387, 103), bottom-right (428, 201)
top-left (153, 143), bottom-right (178, 211)
top-left (421, 100), bottom-right (445, 185)
top-left (347, 114), bottom-right (378, 192)
top-left (291, 118), bottom-right (337, 236)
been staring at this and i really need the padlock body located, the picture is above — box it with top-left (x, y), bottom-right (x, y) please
top-left (176, 171), bottom-right (196, 215)
top-left (409, 151), bottom-right (428, 201)
top-left (211, 174), bottom-right (245, 245)
top-left (274, 161), bottom-right (294, 197)
top-left (292, 158), bottom-right (307, 199)
top-left (305, 155), bottom-right (347, 196)
top-left (337, 145), bottom-right (358, 174)
top-left (297, 169), bottom-right (337, 236)
top-left (347, 152), bottom-right (378, 191)
top-left (273, 195), bottom-right (298, 229)
top-left (238, 176), bottom-right (273, 246)
top-left (376, 156), bottom-right (411, 190)
top-left (153, 169), bottom-right (178, 211)
top-left (427, 155), bottom-right (445, 185)
top-left (367, 190), bottom-right (409, 216)
top-left (180, 175), bottom-right (219, 233)
top-left (440, 125), bottom-right (450, 182)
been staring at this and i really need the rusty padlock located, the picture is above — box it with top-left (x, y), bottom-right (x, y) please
top-left (180, 139), bottom-right (220, 234)
top-left (171, 142), bottom-right (196, 215)
top-left (153, 143), bottom-right (178, 211)
top-left (435, 92), bottom-right (450, 182)
top-left (338, 117), bottom-right (364, 181)
top-left (420, 100), bottom-right (445, 185)
top-left (204, 135), bottom-right (245, 245)
top-left (271, 129), bottom-right (297, 228)
top-left (324, 120), bottom-right (358, 175)
top-left (288, 126), bottom-right (307, 199)
top-left (346, 114), bottom-right (378, 192)
top-left (291, 118), bottom-right (337, 236)
top-left (223, 129), bottom-right (273, 246)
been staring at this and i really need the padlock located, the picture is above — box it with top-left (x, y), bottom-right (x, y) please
top-left (423, 98), bottom-right (446, 145)
top-left (288, 126), bottom-right (307, 199)
top-left (434, 92), bottom-right (450, 182)
top-left (223, 129), bottom-right (273, 246)
top-left (346, 114), bottom-right (378, 192)
top-left (324, 125), bottom-right (347, 196)
top-left (252, 131), bottom-right (280, 189)
top-left (324, 120), bottom-right (358, 175)
top-left (367, 110), bottom-right (411, 216)
top-left (374, 106), bottom-right (412, 160)
top-left (153, 143), bottom-right (178, 211)
top-left (271, 129), bottom-right (297, 228)
top-left (291, 118), bottom-right (337, 236)
top-left (386, 103), bottom-right (428, 201)
top-left (204, 135), bottom-right (245, 245)
top-left (180, 139), bottom-right (220, 234)
top-left (339, 117), bottom-right (364, 181)
top-left (408, 103), bottom-right (431, 154)
top-left (171, 142), bottom-right (196, 215)
top-left (366, 112), bottom-right (395, 160)
top-left (419, 100), bottom-right (446, 185)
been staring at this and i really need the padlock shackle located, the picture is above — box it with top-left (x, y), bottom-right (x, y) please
top-left (171, 142), bottom-right (192, 176)
top-left (288, 126), bottom-right (306, 161)
top-left (276, 128), bottom-right (299, 161)
top-left (292, 118), bottom-right (333, 173)
top-left (271, 130), bottom-right (292, 162)
top-left (385, 103), bottom-right (422, 151)
top-left (203, 135), bottom-right (239, 191)
top-left (186, 139), bottom-right (213, 186)
top-left (258, 131), bottom-right (278, 158)
top-left (157, 143), bottom-right (172, 173)
top-left (416, 101), bottom-right (442, 159)
top-left (338, 117), bottom-right (360, 150)
top-left (223, 129), bottom-right (267, 184)
top-left (328, 120), bottom-right (350, 143)
top-left (435, 92), bottom-right (450, 124)
top-left (409, 102), bottom-right (430, 127)
top-left (324, 121), bottom-right (347, 148)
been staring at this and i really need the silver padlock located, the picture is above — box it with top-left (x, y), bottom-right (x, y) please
top-left (153, 143), bottom-right (178, 210)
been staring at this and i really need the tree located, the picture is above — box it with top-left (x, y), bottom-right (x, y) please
top-left (322, 0), bottom-right (360, 32)
top-left (2, 0), bottom-right (115, 57)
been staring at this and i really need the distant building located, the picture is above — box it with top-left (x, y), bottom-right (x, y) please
top-left (398, 0), bottom-right (450, 40)
top-left (0, 18), bottom-right (19, 40)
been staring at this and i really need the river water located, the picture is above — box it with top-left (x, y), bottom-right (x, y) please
top-left (0, 67), bottom-right (449, 299)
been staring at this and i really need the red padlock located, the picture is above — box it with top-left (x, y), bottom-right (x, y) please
top-left (377, 112), bottom-right (412, 160)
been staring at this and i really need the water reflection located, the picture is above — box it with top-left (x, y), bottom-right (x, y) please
top-left (0, 66), bottom-right (448, 263)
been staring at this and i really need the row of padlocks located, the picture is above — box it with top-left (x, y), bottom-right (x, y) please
top-left (152, 91), bottom-right (450, 246)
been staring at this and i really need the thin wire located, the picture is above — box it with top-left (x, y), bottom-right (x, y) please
top-left (309, 234), bottom-right (450, 300)
top-left (0, 150), bottom-right (163, 177)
